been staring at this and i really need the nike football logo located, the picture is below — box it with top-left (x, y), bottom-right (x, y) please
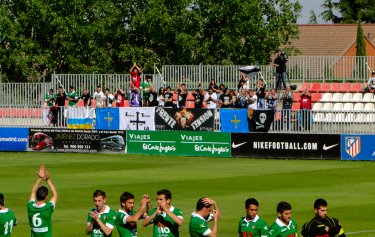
top-left (232, 142), bottom-right (247, 148)
top-left (323, 144), bottom-right (339, 150)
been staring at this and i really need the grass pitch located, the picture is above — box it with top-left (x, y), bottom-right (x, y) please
top-left (1, 152), bottom-right (374, 237)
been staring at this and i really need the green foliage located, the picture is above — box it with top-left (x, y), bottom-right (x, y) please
top-left (0, 0), bottom-right (301, 82)
top-left (321, 0), bottom-right (375, 23)
top-left (309, 10), bottom-right (318, 24)
top-left (356, 23), bottom-right (367, 57)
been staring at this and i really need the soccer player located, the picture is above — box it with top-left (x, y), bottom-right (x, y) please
top-left (0, 193), bottom-right (17, 237)
top-left (268, 201), bottom-right (297, 237)
top-left (189, 197), bottom-right (221, 237)
top-left (116, 192), bottom-right (151, 237)
top-left (238, 198), bottom-right (268, 237)
top-left (142, 189), bottom-right (183, 237)
top-left (27, 165), bottom-right (58, 237)
top-left (86, 190), bottom-right (116, 237)
top-left (301, 198), bottom-right (346, 237)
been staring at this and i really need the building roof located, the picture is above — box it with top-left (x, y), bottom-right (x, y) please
top-left (288, 24), bottom-right (375, 56)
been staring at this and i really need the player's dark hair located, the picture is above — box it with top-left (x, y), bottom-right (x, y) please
top-left (196, 197), bottom-right (211, 211)
top-left (277, 201), bottom-right (292, 213)
top-left (314, 198), bottom-right (328, 209)
top-left (105, 88), bottom-right (110, 92)
top-left (0, 193), bottom-right (4, 206)
top-left (97, 85), bottom-right (101, 88)
top-left (120, 192), bottom-right (134, 205)
top-left (69, 86), bottom-right (74, 89)
top-left (36, 186), bottom-right (49, 201)
top-left (93, 190), bottom-right (106, 199)
top-left (245, 198), bottom-right (259, 209)
top-left (157, 189), bottom-right (172, 200)
top-left (146, 75), bottom-right (152, 80)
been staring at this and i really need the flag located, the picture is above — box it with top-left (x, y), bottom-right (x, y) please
top-left (67, 107), bottom-right (94, 129)
top-left (95, 108), bottom-right (120, 130)
top-left (120, 107), bottom-right (155, 130)
top-left (220, 109), bottom-right (249, 133)
top-left (238, 66), bottom-right (261, 79)
top-left (250, 109), bottom-right (275, 132)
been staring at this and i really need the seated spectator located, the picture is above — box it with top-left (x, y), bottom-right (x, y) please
top-left (129, 86), bottom-right (141, 107)
top-left (247, 89), bottom-right (258, 110)
top-left (266, 89), bottom-right (278, 110)
top-left (365, 71), bottom-right (375, 93)
top-left (104, 88), bottom-right (115, 107)
top-left (115, 86), bottom-right (126, 107)
top-left (300, 89), bottom-right (311, 110)
top-left (157, 87), bottom-right (165, 107)
top-left (80, 89), bottom-right (92, 106)
top-left (204, 87), bottom-right (218, 109)
top-left (164, 86), bottom-right (174, 108)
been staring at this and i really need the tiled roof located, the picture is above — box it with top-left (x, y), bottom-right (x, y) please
top-left (288, 24), bottom-right (375, 56)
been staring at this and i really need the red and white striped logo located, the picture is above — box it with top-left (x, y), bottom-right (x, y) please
top-left (345, 136), bottom-right (361, 158)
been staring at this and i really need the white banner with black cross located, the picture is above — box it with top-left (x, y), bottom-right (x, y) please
top-left (119, 107), bottom-right (156, 131)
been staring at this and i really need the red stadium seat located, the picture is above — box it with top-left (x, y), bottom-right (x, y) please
top-left (299, 83), bottom-right (312, 92)
top-left (123, 100), bottom-right (130, 107)
top-left (320, 83), bottom-right (331, 92)
top-left (339, 83), bottom-right (351, 93)
top-left (330, 83), bottom-right (342, 92)
top-left (311, 93), bottom-right (322, 102)
top-left (185, 101), bottom-right (195, 108)
top-left (77, 100), bottom-right (84, 106)
top-left (292, 102), bottom-right (300, 110)
top-left (310, 83), bottom-right (321, 92)
top-left (350, 83), bottom-right (365, 93)
top-left (275, 112), bottom-right (281, 121)
top-left (202, 102), bottom-right (207, 108)
top-left (293, 93), bottom-right (301, 102)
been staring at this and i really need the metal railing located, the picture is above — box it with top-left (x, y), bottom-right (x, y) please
top-left (1, 106), bottom-right (374, 134)
top-left (0, 83), bottom-right (52, 107)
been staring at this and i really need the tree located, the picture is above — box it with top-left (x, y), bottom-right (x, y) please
top-left (321, 0), bottom-right (375, 23)
top-left (355, 22), bottom-right (367, 79)
top-left (309, 10), bottom-right (318, 24)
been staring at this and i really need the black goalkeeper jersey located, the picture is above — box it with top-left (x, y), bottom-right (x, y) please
top-left (301, 216), bottom-right (345, 237)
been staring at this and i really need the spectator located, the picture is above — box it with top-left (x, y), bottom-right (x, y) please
top-left (255, 78), bottom-right (266, 109)
top-left (235, 89), bottom-right (249, 108)
top-left (274, 49), bottom-right (288, 90)
top-left (164, 86), bottom-right (174, 108)
top-left (55, 87), bottom-right (67, 126)
top-left (141, 75), bottom-right (152, 106)
top-left (66, 86), bottom-right (78, 106)
top-left (300, 89), bottom-right (312, 131)
top-left (157, 87), bottom-right (166, 107)
top-left (93, 85), bottom-right (104, 107)
top-left (300, 89), bottom-right (311, 110)
top-left (238, 78), bottom-right (249, 91)
top-left (248, 89), bottom-right (258, 110)
top-left (45, 89), bottom-right (56, 107)
top-left (129, 87), bottom-right (141, 107)
top-left (266, 89), bottom-right (278, 110)
top-left (175, 83), bottom-right (188, 108)
top-left (217, 84), bottom-right (225, 95)
top-left (147, 84), bottom-right (159, 107)
top-left (115, 86), bottom-right (126, 107)
top-left (192, 87), bottom-right (204, 109)
top-left (208, 79), bottom-right (218, 92)
top-left (229, 90), bottom-right (237, 107)
top-left (104, 88), bottom-right (114, 107)
top-left (204, 87), bottom-right (218, 109)
top-left (281, 86), bottom-right (294, 130)
top-left (365, 71), bottom-right (375, 93)
top-left (80, 89), bottom-right (92, 107)
top-left (45, 88), bottom-right (57, 125)
top-left (219, 88), bottom-right (232, 108)
top-left (130, 62), bottom-right (142, 88)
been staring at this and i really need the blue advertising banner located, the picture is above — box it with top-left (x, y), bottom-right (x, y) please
top-left (341, 135), bottom-right (375, 160)
top-left (0, 127), bottom-right (28, 151)
top-left (220, 109), bottom-right (248, 133)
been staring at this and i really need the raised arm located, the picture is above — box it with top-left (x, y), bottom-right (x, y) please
top-left (30, 178), bottom-right (43, 201)
top-left (127, 195), bottom-right (150, 223)
top-left (142, 208), bottom-right (159, 227)
top-left (45, 176), bottom-right (58, 204)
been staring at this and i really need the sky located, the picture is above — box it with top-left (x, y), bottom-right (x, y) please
top-left (294, 0), bottom-right (325, 24)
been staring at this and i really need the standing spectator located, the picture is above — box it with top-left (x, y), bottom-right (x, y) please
top-left (216, 84), bottom-right (225, 96)
top-left (0, 193), bottom-right (17, 236)
top-left (115, 86), bottom-right (126, 107)
top-left (141, 75), bottom-right (153, 106)
top-left (66, 86), bottom-right (78, 106)
top-left (86, 190), bottom-right (116, 237)
top-left (44, 88), bottom-right (56, 125)
top-left (44, 89), bottom-right (56, 107)
top-left (238, 74), bottom-right (250, 90)
top-left (55, 86), bottom-right (67, 126)
top-left (229, 90), bottom-right (237, 107)
top-left (248, 89), bottom-right (258, 110)
top-left (281, 86), bottom-right (294, 130)
top-left (103, 88), bottom-right (115, 107)
top-left (238, 198), bottom-right (268, 237)
top-left (176, 83), bottom-right (188, 108)
top-left (157, 87), bottom-right (166, 107)
top-left (266, 89), bottom-right (278, 110)
top-left (192, 86), bottom-right (204, 109)
top-left (189, 197), bottom-right (221, 237)
top-left (27, 165), bottom-right (58, 237)
top-left (219, 88), bottom-right (232, 108)
top-left (365, 71), bottom-right (375, 93)
top-left (255, 78), bottom-right (266, 109)
top-left (130, 63), bottom-right (142, 88)
top-left (204, 87), bottom-right (218, 109)
top-left (142, 189), bottom-right (183, 237)
top-left (129, 87), bottom-right (141, 107)
top-left (299, 89), bottom-right (312, 131)
top-left (164, 86), bottom-right (174, 108)
top-left (235, 89), bottom-right (249, 108)
top-left (80, 89), bottom-right (92, 107)
top-left (208, 79), bottom-right (218, 92)
top-left (148, 85), bottom-right (159, 107)
top-left (93, 86), bottom-right (105, 107)
top-left (274, 49), bottom-right (288, 90)
top-left (268, 201), bottom-right (297, 237)
top-left (301, 199), bottom-right (346, 237)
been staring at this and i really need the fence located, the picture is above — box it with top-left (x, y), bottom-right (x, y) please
top-left (0, 83), bottom-right (52, 107)
top-left (1, 106), bottom-right (374, 134)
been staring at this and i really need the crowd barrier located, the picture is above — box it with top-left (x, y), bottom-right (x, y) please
top-left (1, 126), bottom-right (374, 160)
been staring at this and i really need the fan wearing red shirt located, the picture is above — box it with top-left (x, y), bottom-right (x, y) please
top-left (130, 63), bottom-right (143, 88)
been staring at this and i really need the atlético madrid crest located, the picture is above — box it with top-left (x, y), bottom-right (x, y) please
top-left (345, 136), bottom-right (361, 158)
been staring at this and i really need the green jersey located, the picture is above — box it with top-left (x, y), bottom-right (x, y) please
top-left (44, 93), bottom-right (56, 106)
top-left (268, 218), bottom-right (298, 237)
top-left (87, 206), bottom-right (116, 237)
top-left (27, 200), bottom-right (55, 237)
top-left (189, 212), bottom-right (214, 237)
top-left (66, 91), bottom-right (78, 106)
top-left (238, 215), bottom-right (268, 237)
top-left (141, 81), bottom-right (151, 99)
top-left (116, 209), bottom-right (138, 237)
top-left (0, 209), bottom-right (16, 237)
top-left (148, 206), bottom-right (183, 237)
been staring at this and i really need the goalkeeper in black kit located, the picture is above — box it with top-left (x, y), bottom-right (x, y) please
top-left (301, 198), bottom-right (345, 237)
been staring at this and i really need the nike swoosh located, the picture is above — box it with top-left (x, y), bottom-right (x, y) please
top-left (232, 142), bottom-right (247, 148)
top-left (323, 144), bottom-right (339, 150)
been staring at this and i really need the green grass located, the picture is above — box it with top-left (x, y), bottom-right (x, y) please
top-left (1, 152), bottom-right (374, 237)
